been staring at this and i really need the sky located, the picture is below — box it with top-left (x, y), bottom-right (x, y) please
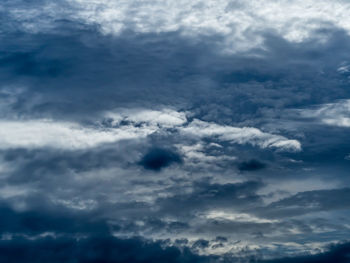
top-left (1, 0), bottom-right (350, 262)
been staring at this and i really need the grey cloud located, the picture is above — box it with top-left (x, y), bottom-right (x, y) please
top-left (261, 242), bottom-right (350, 263)
top-left (0, 13), bottom-right (349, 125)
top-left (256, 188), bottom-right (350, 219)
top-left (1, 0), bottom-right (350, 261)
top-left (156, 181), bottom-right (263, 217)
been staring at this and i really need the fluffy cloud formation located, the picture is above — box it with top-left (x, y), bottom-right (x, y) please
top-left (0, 109), bottom-right (300, 152)
top-left (105, 108), bottom-right (187, 128)
top-left (68, 0), bottom-right (350, 51)
top-left (5, 0), bottom-right (350, 52)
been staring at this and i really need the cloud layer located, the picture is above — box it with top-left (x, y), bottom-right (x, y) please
top-left (1, 0), bottom-right (350, 262)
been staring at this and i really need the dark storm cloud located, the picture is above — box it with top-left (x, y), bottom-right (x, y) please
top-left (0, 202), bottom-right (109, 235)
top-left (238, 159), bottom-right (266, 172)
top-left (139, 148), bottom-right (182, 171)
top-left (0, 235), bottom-right (214, 263)
top-left (0, 234), bottom-right (349, 263)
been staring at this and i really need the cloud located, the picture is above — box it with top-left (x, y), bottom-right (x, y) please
top-left (0, 109), bottom-right (301, 152)
top-left (0, 203), bottom-right (109, 235)
top-left (297, 100), bottom-right (350, 127)
top-left (1, 0), bottom-right (350, 260)
top-left (204, 210), bottom-right (277, 224)
top-left (4, 0), bottom-right (350, 55)
top-left (156, 181), bottom-right (264, 217)
top-left (105, 108), bottom-right (187, 128)
top-left (238, 159), bottom-right (266, 172)
top-left (0, 119), bottom-right (154, 150)
top-left (256, 188), bottom-right (350, 219)
top-left (180, 119), bottom-right (301, 152)
top-left (0, 232), bottom-right (348, 263)
top-left (139, 148), bottom-right (182, 171)
top-left (0, 235), bottom-right (214, 263)
top-left (1, 14), bottom-right (349, 124)
top-left (67, 0), bottom-right (350, 51)
top-left (261, 241), bottom-right (350, 263)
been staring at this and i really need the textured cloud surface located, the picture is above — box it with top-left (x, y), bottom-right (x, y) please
top-left (1, 0), bottom-right (350, 262)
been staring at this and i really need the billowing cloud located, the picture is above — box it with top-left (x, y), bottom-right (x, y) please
top-left (69, 0), bottom-right (350, 51)
top-left (1, 0), bottom-right (350, 262)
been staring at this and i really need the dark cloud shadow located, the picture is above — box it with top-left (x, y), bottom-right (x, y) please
top-left (238, 159), bottom-right (267, 172)
top-left (139, 148), bottom-right (182, 171)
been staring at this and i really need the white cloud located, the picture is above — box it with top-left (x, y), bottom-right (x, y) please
top-left (176, 142), bottom-right (236, 168)
top-left (258, 178), bottom-right (340, 204)
top-left (66, 0), bottom-right (350, 51)
top-left (7, 0), bottom-right (350, 52)
top-left (0, 185), bottom-right (34, 199)
top-left (338, 62), bottom-right (350, 74)
top-left (204, 210), bottom-right (278, 223)
top-left (0, 119), bottom-right (155, 150)
top-left (53, 198), bottom-right (97, 210)
top-left (105, 108), bottom-right (187, 128)
top-left (0, 109), bottom-right (300, 151)
top-left (298, 99), bottom-right (350, 127)
top-left (180, 119), bottom-right (301, 152)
